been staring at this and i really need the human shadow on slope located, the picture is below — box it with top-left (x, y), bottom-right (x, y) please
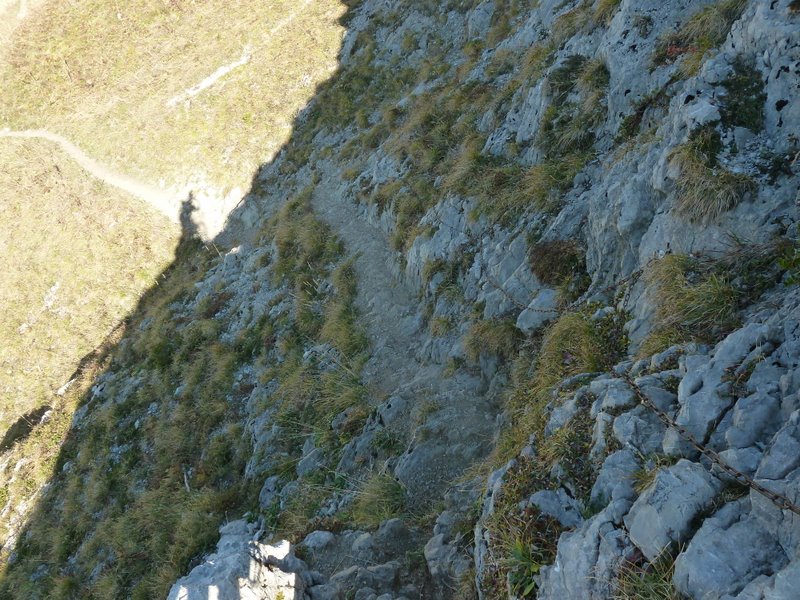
top-left (0, 2), bottom-right (371, 598)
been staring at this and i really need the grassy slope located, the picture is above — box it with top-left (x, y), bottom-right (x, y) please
top-left (0, 0), bottom-right (346, 191)
top-left (0, 140), bottom-right (177, 422)
top-left (0, 188), bottom-right (372, 599)
top-left (0, 138), bottom-right (179, 567)
top-left (0, 1), bottom-right (354, 596)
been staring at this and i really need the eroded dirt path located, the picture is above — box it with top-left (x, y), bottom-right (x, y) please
top-left (311, 165), bottom-right (498, 500)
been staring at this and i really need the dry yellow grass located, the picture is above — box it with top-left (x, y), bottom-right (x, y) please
top-left (0, 0), bottom-right (347, 191)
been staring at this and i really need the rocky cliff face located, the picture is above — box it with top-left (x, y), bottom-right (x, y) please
top-left (3, 0), bottom-right (799, 598)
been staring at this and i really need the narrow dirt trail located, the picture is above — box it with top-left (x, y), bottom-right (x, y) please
top-left (311, 174), bottom-right (433, 394)
top-left (311, 168), bottom-right (498, 499)
top-left (0, 129), bottom-right (182, 223)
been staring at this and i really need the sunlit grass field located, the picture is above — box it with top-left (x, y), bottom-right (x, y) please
top-left (0, 0), bottom-right (347, 191)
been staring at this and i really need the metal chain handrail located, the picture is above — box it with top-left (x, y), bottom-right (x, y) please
top-left (620, 373), bottom-right (800, 517)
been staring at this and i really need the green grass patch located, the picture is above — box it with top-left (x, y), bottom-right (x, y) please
top-left (491, 309), bottom-right (627, 465)
top-left (0, 233), bottom-right (260, 599)
top-left (642, 242), bottom-right (787, 354)
top-left (480, 457), bottom-right (563, 599)
top-left (646, 254), bottom-right (739, 342)
top-left (1, 157), bottom-right (371, 598)
top-left (613, 554), bottom-right (680, 600)
top-left (0, 139), bottom-right (179, 575)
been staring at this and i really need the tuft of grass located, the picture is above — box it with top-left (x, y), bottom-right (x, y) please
top-left (276, 480), bottom-right (331, 541)
top-left (652, 0), bottom-right (749, 77)
top-left (490, 310), bottom-right (627, 466)
top-left (613, 555), bottom-right (681, 600)
top-left (480, 457), bottom-right (565, 598)
top-left (525, 154), bottom-right (593, 214)
top-left (519, 55), bottom-right (608, 214)
top-left (350, 473), bottom-right (406, 529)
top-left (643, 240), bottom-right (788, 355)
top-left (430, 317), bottom-right (454, 337)
top-left (538, 56), bottom-right (609, 157)
top-left (779, 232), bottom-right (800, 285)
top-left (670, 127), bottom-right (756, 224)
top-left (373, 429), bottom-right (404, 455)
top-left (320, 261), bottom-right (370, 358)
top-left (631, 455), bottom-right (678, 494)
top-left (422, 258), bottom-right (458, 290)
top-left (593, 0), bottom-right (623, 25)
top-left (646, 254), bottom-right (739, 341)
top-left (551, 2), bottom-right (593, 47)
top-left (507, 537), bottom-right (546, 598)
top-left (465, 319), bottom-right (523, 363)
top-left (484, 0), bottom-right (529, 47)
top-left (456, 567), bottom-right (480, 600)
top-left (535, 313), bottom-right (609, 385)
top-left (636, 326), bottom-right (685, 360)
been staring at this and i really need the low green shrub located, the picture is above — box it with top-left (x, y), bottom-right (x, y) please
top-left (528, 239), bottom-right (589, 296)
top-left (720, 57), bottom-right (766, 131)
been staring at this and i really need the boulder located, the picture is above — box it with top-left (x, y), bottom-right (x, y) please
top-left (167, 520), bottom-right (308, 600)
top-left (624, 460), bottom-right (722, 560)
top-left (674, 499), bottom-right (787, 599)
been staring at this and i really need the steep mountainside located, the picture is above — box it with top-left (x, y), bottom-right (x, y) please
top-left (1, 1), bottom-right (799, 599)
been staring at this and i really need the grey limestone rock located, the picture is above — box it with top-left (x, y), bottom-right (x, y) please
top-left (526, 488), bottom-right (584, 528)
top-left (516, 288), bottom-right (559, 334)
top-left (589, 377), bottom-right (637, 416)
top-left (624, 459), bottom-right (722, 560)
top-left (167, 521), bottom-right (308, 600)
top-left (751, 412), bottom-right (800, 555)
top-left (664, 325), bottom-right (783, 456)
top-left (613, 406), bottom-right (667, 455)
top-left (424, 533), bottom-right (471, 591)
top-left (537, 505), bottom-right (635, 600)
top-left (590, 449), bottom-right (640, 513)
top-left (674, 499), bottom-right (788, 600)
top-left (724, 557), bottom-right (800, 599)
